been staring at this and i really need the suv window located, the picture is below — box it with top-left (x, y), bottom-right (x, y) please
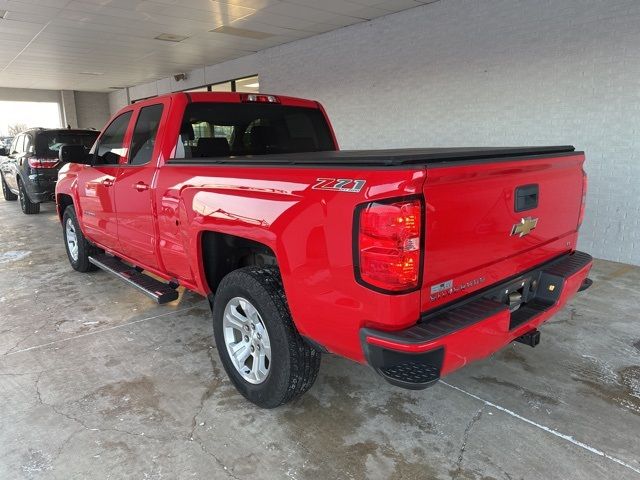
top-left (35, 130), bottom-right (99, 159)
top-left (95, 111), bottom-right (133, 165)
top-left (174, 102), bottom-right (335, 159)
top-left (24, 134), bottom-right (34, 155)
top-left (11, 134), bottom-right (24, 154)
top-left (129, 104), bottom-right (164, 166)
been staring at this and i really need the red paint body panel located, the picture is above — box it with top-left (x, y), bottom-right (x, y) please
top-left (74, 164), bottom-right (120, 248)
top-left (420, 154), bottom-right (585, 312)
top-left (113, 96), bottom-right (172, 270)
top-left (56, 91), bottom-right (590, 382)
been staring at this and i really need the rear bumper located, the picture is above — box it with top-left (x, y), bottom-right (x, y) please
top-left (361, 251), bottom-right (593, 389)
top-left (26, 174), bottom-right (56, 203)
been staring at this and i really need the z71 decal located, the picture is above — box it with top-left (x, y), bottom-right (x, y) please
top-left (312, 178), bottom-right (366, 193)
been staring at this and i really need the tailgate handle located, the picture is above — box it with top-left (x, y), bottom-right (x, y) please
top-left (515, 184), bottom-right (538, 212)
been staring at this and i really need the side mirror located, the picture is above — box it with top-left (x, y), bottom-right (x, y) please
top-left (0, 147), bottom-right (7, 156)
top-left (59, 144), bottom-right (91, 165)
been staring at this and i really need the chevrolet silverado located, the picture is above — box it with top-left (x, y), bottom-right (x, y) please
top-left (55, 92), bottom-right (592, 408)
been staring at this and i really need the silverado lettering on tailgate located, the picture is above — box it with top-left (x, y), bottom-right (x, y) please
top-left (430, 276), bottom-right (486, 302)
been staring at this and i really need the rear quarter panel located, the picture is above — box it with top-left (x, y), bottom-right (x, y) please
top-left (156, 164), bottom-right (427, 361)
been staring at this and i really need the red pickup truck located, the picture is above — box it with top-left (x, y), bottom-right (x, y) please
top-left (55, 92), bottom-right (592, 408)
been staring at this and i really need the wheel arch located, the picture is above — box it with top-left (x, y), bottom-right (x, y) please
top-left (16, 172), bottom-right (36, 200)
top-left (56, 193), bottom-right (74, 222)
top-left (200, 231), bottom-right (278, 295)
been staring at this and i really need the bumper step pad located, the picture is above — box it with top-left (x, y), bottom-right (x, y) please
top-left (89, 254), bottom-right (179, 304)
top-left (363, 346), bottom-right (444, 390)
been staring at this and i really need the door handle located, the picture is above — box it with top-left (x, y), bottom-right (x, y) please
top-left (101, 179), bottom-right (114, 187)
top-left (134, 181), bottom-right (150, 192)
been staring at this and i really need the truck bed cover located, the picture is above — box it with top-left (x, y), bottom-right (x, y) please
top-left (169, 146), bottom-right (578, 167)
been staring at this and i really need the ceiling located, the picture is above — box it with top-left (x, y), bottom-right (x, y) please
top-left (0, 0), bottom-right (433, 92)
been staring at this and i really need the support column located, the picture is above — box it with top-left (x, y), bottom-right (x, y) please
top-left (60, 90), bottom-right (78, 128)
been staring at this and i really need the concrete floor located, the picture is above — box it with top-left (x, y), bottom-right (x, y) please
top-left (0, 201), bottom-right (639, 480)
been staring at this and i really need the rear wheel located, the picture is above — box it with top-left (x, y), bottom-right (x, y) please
top-left (62, 206), bottom-right (98, 272)
top-left (18, 179), bottom-right (39, 214)
top-left (1, 173), bottom-right (17, 201)
top-left (213, 266), bottom-right (321, 408)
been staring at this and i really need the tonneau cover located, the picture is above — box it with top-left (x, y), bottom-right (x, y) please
top-left (169, 146), bottom-right (577, 167)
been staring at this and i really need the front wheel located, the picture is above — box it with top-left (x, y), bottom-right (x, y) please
top-left (1, 174), bottom-right (17, 201)
top-left (62, 206), bottom-right (98, 272)
top-left (213, 266), bottom-right (321, 408)
top-left (18, 179), bottom-right (39, 214)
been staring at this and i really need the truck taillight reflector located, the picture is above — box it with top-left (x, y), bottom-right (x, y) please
top-left (28, 158), bottom-right (59, 169)
top-left (355, 197), bottom-right (423, 293)
top-left (578, 169), bottom-right (587, 229)
top-left (241, 94), bottom-right (279, 104)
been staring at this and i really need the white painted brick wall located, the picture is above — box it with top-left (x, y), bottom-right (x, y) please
top-left (108, 88), bottom-right (129, 116)
top-left (74, 91), bottom-right (110, 130)
top-left (110, 0), bottom-right (640, 265)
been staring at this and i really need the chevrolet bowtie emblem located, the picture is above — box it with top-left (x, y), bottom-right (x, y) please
top-left (511, 217), bottom-right (538, 237)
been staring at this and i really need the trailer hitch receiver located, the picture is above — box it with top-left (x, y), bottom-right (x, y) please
top-left (515, 329), bottom-right (540, 347)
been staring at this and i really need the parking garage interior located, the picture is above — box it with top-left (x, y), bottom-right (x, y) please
top-left (1, 1), bottom-right (639, 479)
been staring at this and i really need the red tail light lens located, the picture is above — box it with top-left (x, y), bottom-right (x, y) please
top-left (355, 197), bottom-right (423, 292)
top-left (28, 158), bottom-right (59, 169)
top-left (578, 169), bottom-right (587, 229)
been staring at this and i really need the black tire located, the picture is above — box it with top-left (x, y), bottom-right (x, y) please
top-left (1, 173), bottom-right (17, 201)
top-left (62, 205), bottom-right (98, 272)
top-left (213, 266), bottom-right (321, 408)
top-left (17, 179), bottom-right (40, 214)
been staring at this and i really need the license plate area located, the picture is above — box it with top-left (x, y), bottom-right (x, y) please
top-left (484, 269), bottom-right (565, 329)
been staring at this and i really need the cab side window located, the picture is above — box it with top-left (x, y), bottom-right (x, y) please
top-left (95, 112), bottom-right (133, 165)
top-left (129, 104), bottom-right (164, 166)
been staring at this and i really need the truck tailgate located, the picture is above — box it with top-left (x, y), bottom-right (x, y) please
top-left (421, 152), bottom-right (586, 312)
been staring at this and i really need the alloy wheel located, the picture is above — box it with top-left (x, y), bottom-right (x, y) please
top-left (65, 218), bottom-right (79, 262)
top-left (222, 296), bottom-right (271, 384)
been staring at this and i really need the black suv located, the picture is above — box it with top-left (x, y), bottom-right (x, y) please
top-left (0, 128), bottom-right (99, 214)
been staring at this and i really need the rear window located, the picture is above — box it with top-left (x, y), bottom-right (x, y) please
top-left (175, 102), bottom-right (335, 159)
top-left (36, 131), bottom-right (99, 158)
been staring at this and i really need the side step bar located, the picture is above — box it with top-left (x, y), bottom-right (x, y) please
top-left (88, 254), bottom-right (179, 304)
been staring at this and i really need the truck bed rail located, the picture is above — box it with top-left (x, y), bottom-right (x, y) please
top-left (167, 146), bottom-right (578, 167)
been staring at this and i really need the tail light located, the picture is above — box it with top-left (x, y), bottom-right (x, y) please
top-left (28, 158), bottom-right (59, 169)
top-left (354, 197), bottom-right (424, 293)
top-left (577, 169), bottom-right (587, 229)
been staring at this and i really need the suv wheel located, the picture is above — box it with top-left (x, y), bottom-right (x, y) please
top-left (1, 174), bottom-right (17, 201)
top-left (213, 266), bottom-right (321, 408)
top-left (62, 206), bottom-right (98, 272)
top-left (18, 179), bottom-right (40, 214)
